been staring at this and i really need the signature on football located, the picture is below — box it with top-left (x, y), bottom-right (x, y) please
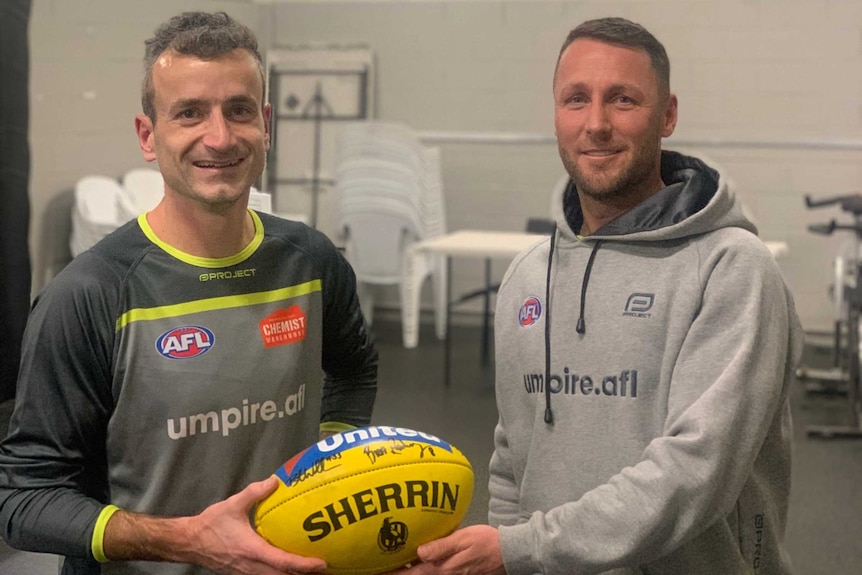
top-left (285, 453), bottom-right (342, 486)
top-left (364, 439), bottom-right (437, 464)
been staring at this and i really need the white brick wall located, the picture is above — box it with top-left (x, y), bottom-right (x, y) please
top-left (264, 0), bottom-right (862, 332)
top-left (28, 0), bottom-right (862, 333)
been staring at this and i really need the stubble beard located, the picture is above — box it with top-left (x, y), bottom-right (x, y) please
top-left (559, 141), bottom-right (659, 203)
top-left (165, 169), bottom-right (251, 215)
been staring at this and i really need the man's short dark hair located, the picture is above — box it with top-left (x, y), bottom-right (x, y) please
top-left (141, 11), bottom-right (264, 121)
top-left (555, 17), bottom-right (670, 97)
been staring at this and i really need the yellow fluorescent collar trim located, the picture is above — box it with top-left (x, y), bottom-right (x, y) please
top-left (115, 279), bottom-right (322, 331)
top-left (137, 209), bottom-right (265, 268)
top-left (92, 504), bottom-right (121, 563)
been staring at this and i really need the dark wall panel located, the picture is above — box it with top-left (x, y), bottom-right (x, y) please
top-left (0, 0), bottom-right (32, 400)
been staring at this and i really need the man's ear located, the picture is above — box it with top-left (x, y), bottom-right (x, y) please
top-left (661, 94), bottom-right (678, 138)
top-left (135, 114), bottom-right (157, 162)
top-left (263, 103), bottom-right (272, 151)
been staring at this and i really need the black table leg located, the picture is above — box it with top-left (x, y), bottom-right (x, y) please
top-left (444, 255), bottom-right (452, 386)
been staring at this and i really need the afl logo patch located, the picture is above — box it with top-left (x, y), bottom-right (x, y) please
top-left (156, 326), bottom-right (214, 359)
top-left (518, 296), bottom-right (542, 327)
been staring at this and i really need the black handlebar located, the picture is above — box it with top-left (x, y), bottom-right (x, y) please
top-left (807, 220), bottom-right (862, 236)
top-left (805, 195), bottom-right (842, 208)
top-left (808, 221), bottom-right (836, 235)
top-left (805, 194), bottom-right (862, 214)
top-left (806, 194), bottom-right (862, 236)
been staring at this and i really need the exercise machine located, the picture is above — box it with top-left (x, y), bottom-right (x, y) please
top-left (801, 194), bottom-right (862, 438)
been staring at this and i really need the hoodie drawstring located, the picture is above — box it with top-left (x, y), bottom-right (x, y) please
top-left (545, 237), bottom-right (602, 425)
top-left (576, 240), bottom-right (603, 334)
top-left (544, 225), bottom-right (557, 425)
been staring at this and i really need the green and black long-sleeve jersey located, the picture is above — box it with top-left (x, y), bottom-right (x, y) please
top-left (0, 210), bottom-right (378, 575)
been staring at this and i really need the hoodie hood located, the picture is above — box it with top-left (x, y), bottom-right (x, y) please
top-left (554, 150), bottom-right (758, 243)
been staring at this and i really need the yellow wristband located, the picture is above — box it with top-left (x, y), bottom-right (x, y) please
top-left (91, 504), bottom-right (121, 563)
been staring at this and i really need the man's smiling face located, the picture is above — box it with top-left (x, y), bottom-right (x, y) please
top-left (553, 38), bottom-right (676, 205)
top-left (136, 48), bottom-right (270, 210)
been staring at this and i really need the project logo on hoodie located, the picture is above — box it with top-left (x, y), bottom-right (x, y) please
top-left (623, 293), bottom-right (654, 318)
top-left (518, 296), bottom-right (542, 327)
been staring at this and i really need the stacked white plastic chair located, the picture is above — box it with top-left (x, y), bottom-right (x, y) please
top-left (118, 168), bottom-right (164, 220)
top-left (335, 121), bottom-right (447, 346)
top-left (70, 175), bottom-right (127, 257)
top-left (248, 187), bottom-right (273, 214)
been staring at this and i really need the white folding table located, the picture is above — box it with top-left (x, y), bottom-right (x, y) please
top-left (402, 231), bottom-right (546, 386)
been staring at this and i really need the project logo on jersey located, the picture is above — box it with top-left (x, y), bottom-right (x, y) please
top-left (156, 326), bottom-right (215, 359)
top-left (518, 296), bottom-right (542, 327)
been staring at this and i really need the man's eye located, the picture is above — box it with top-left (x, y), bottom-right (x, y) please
top-left (230, 106), bottom-right (255, 119)
top-left (179, 109), bottom-right (200, 120)
top-left (566, 95), bottom-right (587, 105)
top-left (613, 95), bottom-right (635, 105)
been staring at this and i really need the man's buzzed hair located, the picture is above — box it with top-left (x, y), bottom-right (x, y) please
top-left (555, 17), bottom-right (670, 98)
top-left (141, 11), bottom-right (264, 121)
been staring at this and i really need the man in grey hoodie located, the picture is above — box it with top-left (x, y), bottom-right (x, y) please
top-left (397, 17), bottom-right (803, 575)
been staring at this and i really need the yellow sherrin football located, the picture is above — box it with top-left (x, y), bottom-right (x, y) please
top-left (253, 426), bottom-right (474, 575)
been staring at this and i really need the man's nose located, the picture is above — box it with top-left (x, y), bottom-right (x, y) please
top-left (202, 112), bottom-right (234, 150)
top-left (585, 103), bottom-right (611, 137)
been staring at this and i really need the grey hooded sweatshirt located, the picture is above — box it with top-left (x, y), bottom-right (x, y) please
top-left (489, 150), bottom-right (803, 575)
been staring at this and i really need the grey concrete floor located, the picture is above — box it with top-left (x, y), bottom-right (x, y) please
top-left (1, 319), bottom-right (861, 574)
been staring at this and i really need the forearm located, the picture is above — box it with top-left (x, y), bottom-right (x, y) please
top-left (102, 509), bottom-right (198, 564)
top-left (99, 477), bottom-right (327, 575)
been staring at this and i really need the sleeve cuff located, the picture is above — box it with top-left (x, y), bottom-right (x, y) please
top-left (499, 522), bottom-right (539, 575)
top-left (319, 421), bottom-right (355, 435)
top-left (91, 504), bottom-right (121, 563)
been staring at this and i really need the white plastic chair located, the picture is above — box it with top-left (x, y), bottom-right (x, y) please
top-left (70, 175), bottom-right (126, 256)
top-left (399, 245), bottom-right (447, 348)
top-left (335, 122), bottom-right (447, 338)
top-left (118, 168), bottom-right (164, 219)
top-left (248, 188), bottom-right (273, 213)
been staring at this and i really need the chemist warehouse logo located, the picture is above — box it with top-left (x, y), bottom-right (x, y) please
top-left (259, 305), bottom-right (307, 348)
